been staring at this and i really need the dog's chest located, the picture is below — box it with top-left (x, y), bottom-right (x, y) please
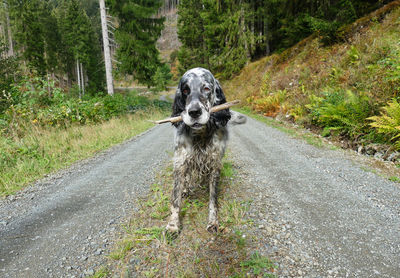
top-left (173, 130), bottom-right (226, 182)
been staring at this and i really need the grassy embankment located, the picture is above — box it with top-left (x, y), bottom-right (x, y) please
top-left (0, 90), bottom-right (170, 197)
top-left (93, 159), bottom-right (277, 278)
top-left (224, 2), bottom-right (400, 152)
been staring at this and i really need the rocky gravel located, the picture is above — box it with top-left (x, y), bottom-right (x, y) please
top-left (229, 116), bottom-right (400, 278)
top-left (0, 125), bottom-right (173, 278)
top-left (1, 114), bottom-right (400, 277)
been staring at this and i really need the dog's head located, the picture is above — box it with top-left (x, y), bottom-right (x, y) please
top-left (172, 67), bottom-right (230, 129)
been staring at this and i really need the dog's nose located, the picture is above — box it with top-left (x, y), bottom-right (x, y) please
top-left (188, 106), bottom-right (202, 118)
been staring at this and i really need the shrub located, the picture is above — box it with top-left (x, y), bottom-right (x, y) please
top-left (1, 77), bottom-right (170, 136)
top-left (250, 90), bottom-right (288, 117)
top-left (378, 48), bottom-right (400, 95)
top-left (307, 90), bottom-right (375, 137)
top-left (368, 99), bottom-right (400, 148)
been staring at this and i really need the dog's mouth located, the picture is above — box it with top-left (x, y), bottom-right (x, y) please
top-left (191, 123), bottom-right (205, 129)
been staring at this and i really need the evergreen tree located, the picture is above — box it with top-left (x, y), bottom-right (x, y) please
top-left (177, 0), bottom-right (253, 78)
top-left (177, 0), bottom-right (208, 72)
top-left (106, 0), bottom-right (165, 87)
top-left (57, 0), bottom-right (104, 94)
top-left (9, 0), bottom-right (47, 75)
top-left (41, 2), bottom-right (61, 73)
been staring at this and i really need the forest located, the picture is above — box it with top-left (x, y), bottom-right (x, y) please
top-left (176, 0), bottom-right (391, 78)
top-left (1, 0), bottom-right (400, 194)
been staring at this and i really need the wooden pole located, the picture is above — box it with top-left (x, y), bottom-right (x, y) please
top-left (99, 0), bottom-right (114, 96)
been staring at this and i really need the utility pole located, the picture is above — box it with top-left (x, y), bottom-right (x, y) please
top-left (99, 0), bottom-right (114, 96)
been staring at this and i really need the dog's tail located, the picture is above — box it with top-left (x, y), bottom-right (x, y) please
top-left (229, 111), bottom-right (247, 125)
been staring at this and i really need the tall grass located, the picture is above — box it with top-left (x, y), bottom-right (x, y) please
top-left (0, 109), bottom-right (169, 197)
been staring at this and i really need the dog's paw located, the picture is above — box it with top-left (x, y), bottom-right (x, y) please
top-left (206, 222), bottom-right (219, 233)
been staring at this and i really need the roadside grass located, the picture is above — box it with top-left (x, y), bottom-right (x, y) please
top-left (235, 107), bottom-right (335, 150)
top-left (0, 108), bottom-right (169, 197)
top-left (97, 159), bottom-right (277, 277)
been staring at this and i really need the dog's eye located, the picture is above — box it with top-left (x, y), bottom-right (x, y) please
top-left (182, 87), bottom-right (190, 95)
top-left (204, 87), bottom-right (210, 92)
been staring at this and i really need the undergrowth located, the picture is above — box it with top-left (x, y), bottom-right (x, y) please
top-left (225, 4), bottom-right (400, 149)
top-left (96, 160), bottom-right (277, 277)
top-left (1, 77), bottom-right (170, 135)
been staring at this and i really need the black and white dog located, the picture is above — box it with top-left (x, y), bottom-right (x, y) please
top-left (166, 67), bottom-right (245, 233)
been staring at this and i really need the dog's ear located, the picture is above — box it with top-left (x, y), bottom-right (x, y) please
top-left (172, 79), bottom-right (184, 116)
top-left (171, 81), bottom-right (185, 127)
top-left (211, 80), bottom-right (231, 127)
top-left (172, 90), bottom-right (184, 116)
top-left (214, 80), bottom-right (227, 106)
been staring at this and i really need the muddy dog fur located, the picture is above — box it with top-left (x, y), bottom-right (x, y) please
top-left (166, 68), bottom-right (245, 233)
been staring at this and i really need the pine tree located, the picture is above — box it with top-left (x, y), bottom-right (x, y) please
top-left (9, 0), bottom-right (47, 75)
top-left (57, 0), bottom-right (104, 94)
top-left (41, 2), bottom-right (61, 74)
top-left (106, 0), bottom-right (165, 87)
top-left (177, 0), bottom-right (253, 78)
top-left (177, 0), bottom-right (208, 73)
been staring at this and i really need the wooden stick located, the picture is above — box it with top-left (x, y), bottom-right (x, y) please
top-left (154, 100), bottom-right (240, 124)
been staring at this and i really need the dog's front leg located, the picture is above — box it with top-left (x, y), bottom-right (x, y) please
top-left (166, 173), bottom-right (184, 233)
top-left (207, 170), bottom-right (220, 233)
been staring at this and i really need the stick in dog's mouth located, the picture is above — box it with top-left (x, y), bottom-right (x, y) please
top-left (154, 100), bottom-right (241, 125)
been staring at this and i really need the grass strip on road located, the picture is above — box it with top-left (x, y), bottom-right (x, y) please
top-left (0, 109), bottom-right (169, 197)
top-left (96, 158), bottom-right (277, 277)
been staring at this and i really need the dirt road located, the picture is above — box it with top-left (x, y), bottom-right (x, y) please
top-left (1, 115), bottom-right (399, 277)
top-left (0, 125), bottom-right (173, 277)
top-left (229, 116), bottom-right (400, 277)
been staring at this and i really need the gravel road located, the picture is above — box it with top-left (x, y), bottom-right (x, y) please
top-left (0, 125), bottom-right (173, 278)
top-left (229, 116), bottom-right (400, 277)
top-left (1, 114), bottom-right (399, 277)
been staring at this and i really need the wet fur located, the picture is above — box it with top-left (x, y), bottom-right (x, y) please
top-left (166, 68), bottom-right (231, 233)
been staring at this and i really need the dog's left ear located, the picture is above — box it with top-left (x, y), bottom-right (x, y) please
top-left (211, 80), bottom-right (231, 127)
top-left (214, 80), bottom-right (227, 106)
top-left (171, 79), bottom-right (186, 127)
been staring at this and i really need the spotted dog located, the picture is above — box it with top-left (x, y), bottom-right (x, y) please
top-left (166, 67), bottom-right (245, 233)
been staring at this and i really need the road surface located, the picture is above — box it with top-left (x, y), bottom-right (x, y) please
top-left (1, 116), bottom-right (399, 277)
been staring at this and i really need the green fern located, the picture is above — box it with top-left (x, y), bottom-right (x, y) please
top-left (308, 90), bottom-right (373, 137)
top-left (368, 99), bottom-right (400, 148)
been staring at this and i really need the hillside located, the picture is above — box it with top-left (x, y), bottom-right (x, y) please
top-left (225, 1), bottom-right (400, 159)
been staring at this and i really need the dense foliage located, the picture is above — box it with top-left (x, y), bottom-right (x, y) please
top-left (225, 4), bottom-right (400, 149)
top-left (1, 0), bottom-right (170, 96)
top-left (4, 0), bottom-right (105, 94)
top-left (106, 0), bottom-right (168, 87)
top-left (1, 77), bottom-right (169, 138)
top-left (177, 0), bottom-right (392, 78)
top-left (0, 42), bottom-right (20, 113)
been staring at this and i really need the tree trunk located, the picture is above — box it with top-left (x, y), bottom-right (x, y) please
top-left (4, 2), bottom-right (14, 57)
top-left (80, 62), bottom-right (85, 97)
top-left (240, 5), bottom-right (250, 60)
top-left (99, 0), bottom-right (114, 96)
top-left (76, 59), bottom-right (81, 98)
top-left (264, 16), bottom-right (270, 56)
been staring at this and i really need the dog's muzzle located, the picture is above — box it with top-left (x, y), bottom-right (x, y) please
top-left (182, 101), bottom-right (210, 128)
